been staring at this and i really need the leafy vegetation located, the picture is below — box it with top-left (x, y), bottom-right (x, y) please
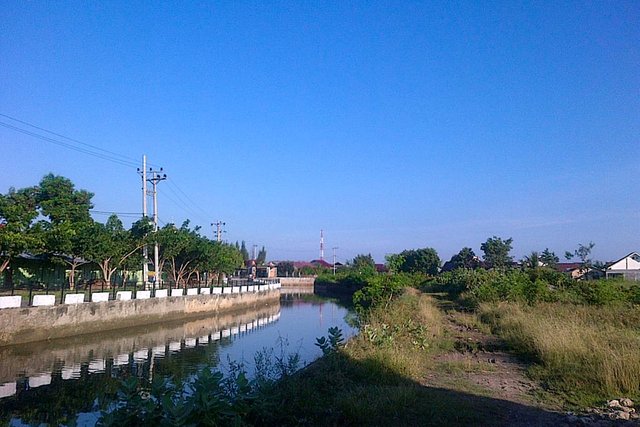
top-left (0, 175), bottom-right (244, 291)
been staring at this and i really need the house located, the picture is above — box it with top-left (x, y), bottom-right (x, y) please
top-left (605, 252), bottom-right (640, 281)
top-left (555, 262), bottom-right (603, 280)
top-left (310, 259), bottom-right (332, 269)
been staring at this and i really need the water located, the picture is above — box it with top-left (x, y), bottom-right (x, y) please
top-left (0, 294), bottom-right (356, 426)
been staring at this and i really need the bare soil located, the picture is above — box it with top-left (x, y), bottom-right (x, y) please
top-left (421, 299), bottom-right (639, 426)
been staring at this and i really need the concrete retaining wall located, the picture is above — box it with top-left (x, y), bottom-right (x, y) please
top-left (0, 290), bottom-right (280, 347)
top-left (279, 277), bottom-right (315, 287)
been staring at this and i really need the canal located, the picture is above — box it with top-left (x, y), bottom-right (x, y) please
top-left (0, 293), bottom-right (356, 426)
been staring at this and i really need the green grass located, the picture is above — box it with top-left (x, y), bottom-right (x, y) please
top-left (478, 302), bottom-right (640, 407)
top-left (249, 290), bottom-right (513, 426)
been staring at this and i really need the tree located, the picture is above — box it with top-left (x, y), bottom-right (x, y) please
top-left (156, 221), bottom-right (203, 286)
top-left (208, 242), bottom-right (243, 284)
top-left (565, 242), bottom-right (595, 278)
top-left (37, 174), bottom-right (94, 290)
top-left (399, 248), bottom-right (441, 275)
top-left (540, 248), bottom-right (559, 268)
top-left (521, 251), bottom-right (541, 269)
top-left (256, 246), bottom-right (267, 265)
top-left (384, 253), bottom-right (405, 274)
top-left (0, 186), bottom-right (42, 276)
top-left (240, 241), bottom-right (249, 262)
top-left (480, 236), bottom-right (513, 269)
top-left (352, 254), bottom-right (376, 276)
top-left (444, 247), bottom-right (479, 271)
top-left (84, 215), bottom-right (143, 285)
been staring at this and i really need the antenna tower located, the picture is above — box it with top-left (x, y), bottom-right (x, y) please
top-left (320, 229), bottom-right (325, 261)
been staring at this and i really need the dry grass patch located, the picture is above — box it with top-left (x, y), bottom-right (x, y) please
top-left (479, 302), bottom-right (640, 406)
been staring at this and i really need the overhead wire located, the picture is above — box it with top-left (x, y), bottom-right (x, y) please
top-left (2, 113), bottom-right (214, 227)
top-left (164, 180), bottom-right (211, 223)
top-left (0, 121), bottom-right (139, 168)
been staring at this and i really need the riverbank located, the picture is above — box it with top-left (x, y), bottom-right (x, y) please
top-left (251, 288), bottom-right (639, 425)
top-left (0, 290), bottom-right (280, 346)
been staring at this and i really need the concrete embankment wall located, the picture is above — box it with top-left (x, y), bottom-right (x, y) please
top-left (279, 277), bottom-right (315, 287)
top-left (0, 290), bottom-right (280, 347)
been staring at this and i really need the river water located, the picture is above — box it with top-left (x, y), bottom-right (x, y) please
top-left (0, 292), bottom-right (356, 426)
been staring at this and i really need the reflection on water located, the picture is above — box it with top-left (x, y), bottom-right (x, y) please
top-left (0, 295), bottom-right (355, 426)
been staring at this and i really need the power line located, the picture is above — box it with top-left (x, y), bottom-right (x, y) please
top-left (1, 121), bottom-right (139, 168)
top-left (90, 210), bottom-right (142, 217)
top-left (0, 113), bottom-right (144, 165)
top-left (0, 114), bottom-right (164, 169)
top-left (166, 179), bottom-right (212, 220)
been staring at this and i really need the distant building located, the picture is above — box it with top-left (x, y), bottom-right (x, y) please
top-left (605, 252), bottom-right (640, 281)
top-left (555, 262), bottom-right (603, 280)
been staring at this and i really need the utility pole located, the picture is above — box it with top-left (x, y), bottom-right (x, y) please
top-left (137, 156), bottom-right (149, 289)
top-left (332, 247), bottom-right (339, 275)
top-left (211, 221), bottom-right (226, 242)
top-left (148, 167), bottom-right (166, 288)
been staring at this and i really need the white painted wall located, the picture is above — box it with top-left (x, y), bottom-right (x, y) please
top-left (136, 291), bottom-right (151, 299)
top-left (116, 291), bottom-right (132, 301)
top-left (64, 294), bottom-right (85, 304)
top-left (91, 292), bottom-right (110, 303)
top-left (32, 295), bottom-right (56, 306)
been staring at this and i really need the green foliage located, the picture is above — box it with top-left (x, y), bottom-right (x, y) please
top-left (353, 273), bottom-right (418, 313)
top-left (351, 253), bottom-right (376, 276)
top-left (0, 186), bottom-right (42, 273)
top-left (384, 253), bottom-right (405, 274)
top-left (480, 236), bottom-right (513, 269)
top-left (99, 366), bottom-right (257, 426)
top-left (434, 268), bottom-right (639, 307)
top-left (444, 247), bottom-right (479, 271)
top-left (315, 327), bottom-right (344, 355)
top-left (256, 246), bottom-right (267, 265)
top-left (240, 241), bottom-right (249, 262)
top-left (397, 248), bottom-right (440, 275)
top-left (540, 248), bottom-right (559, 268)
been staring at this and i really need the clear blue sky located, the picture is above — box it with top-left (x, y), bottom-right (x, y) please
top-left (1, 1), bottom-right (638, 263)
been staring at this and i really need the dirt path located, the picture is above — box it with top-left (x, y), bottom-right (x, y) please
top-left (421, 297), bottom-right (639, 426)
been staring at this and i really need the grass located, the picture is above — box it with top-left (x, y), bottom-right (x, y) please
top-left (249, 289), bottom-right (515, 426)
top-left (478, 301), bottom-right (640, 407)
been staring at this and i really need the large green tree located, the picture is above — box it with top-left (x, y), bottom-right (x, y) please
top-left (37, 174), bottom-right (94, 290)
top-left (399, 248), bottom-right (440, 275)
top-left (208, 242), bottom-right (243, 284)
top-left (84, 215), bottom-right (143, 285)
top-left (480, 236), bottom-right (513, 269)
top-left (445, 247), bottom-right (479, 271)
top-left (352, 253), bottom-right (376, 276)
top-left (0, 186), bottom-right (42, 276)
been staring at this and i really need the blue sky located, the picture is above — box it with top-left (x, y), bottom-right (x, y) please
top-left (1, 1), bottom-right (638, 263)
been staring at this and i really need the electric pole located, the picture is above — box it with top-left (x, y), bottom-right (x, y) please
top-left (332, 247), bottom-right (339, 275)
top-left (148, 166), bottom-right (166, 287)
top-left (137, 156), bottom-right (149, 288)
top-left (211, 221), bottom-right (226, 242)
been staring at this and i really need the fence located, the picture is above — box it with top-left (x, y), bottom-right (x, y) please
top-left (0, 279), bottom-right (282, 309)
